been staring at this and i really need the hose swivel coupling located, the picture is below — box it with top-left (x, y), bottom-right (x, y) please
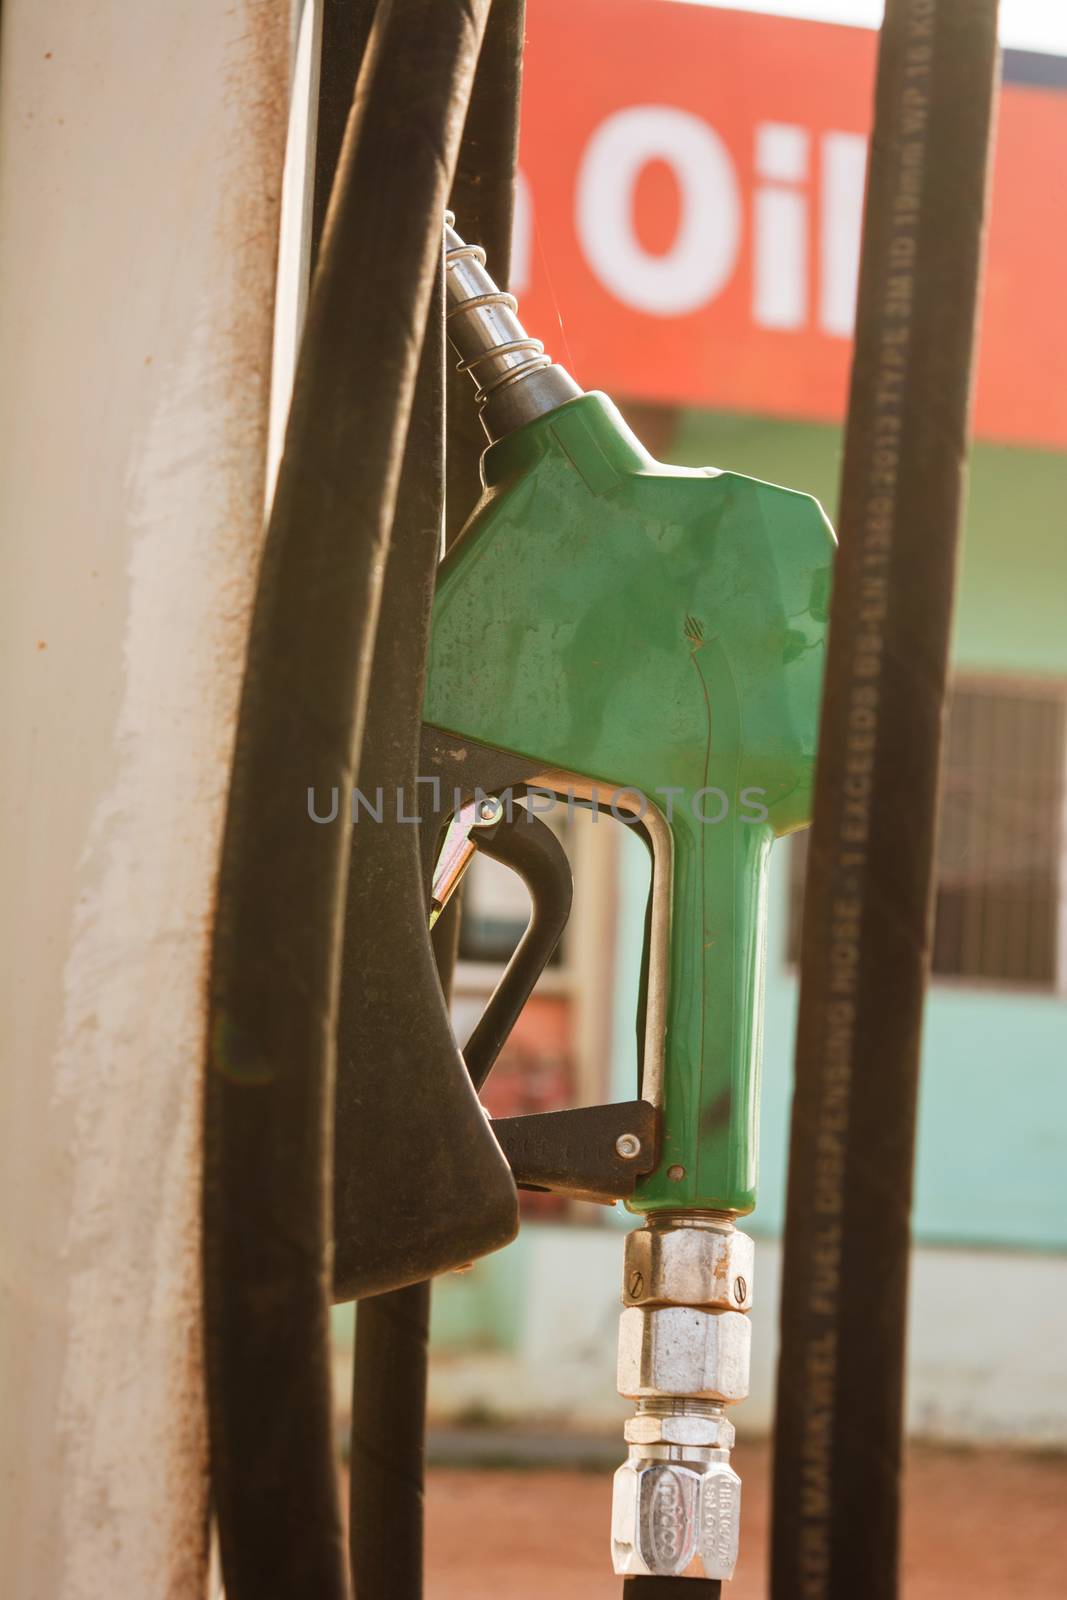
top-left (444, 214), bottom-right (581, 441)
top-left (611, 1214), bottom-right (754, 1582)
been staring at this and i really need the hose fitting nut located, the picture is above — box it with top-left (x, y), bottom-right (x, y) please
top-left (611, 1453), bottom-right (742, 1580)
top-left (623, 1407), bottom-right (736, 1450)
top-left (617, 1305), bottom-right (751, 1403)
top-left (624, 1217), bottom-right (754, 1311)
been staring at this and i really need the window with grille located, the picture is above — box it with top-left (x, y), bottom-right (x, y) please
top-left (456, 798), bottom-right (571, 967)
top-left (457, 840), bottom-right (538, 965)
top-left (787, 680), bottom-right (1067, 988)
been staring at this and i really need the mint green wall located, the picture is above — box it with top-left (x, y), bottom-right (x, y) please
top-left (670, 413), bottom-right (1067, 676)
top-left (613, 411), bottom-right (1067, 1251)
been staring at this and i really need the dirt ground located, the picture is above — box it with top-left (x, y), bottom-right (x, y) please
top-left (423, 1442), bottom-right (1067, 1599)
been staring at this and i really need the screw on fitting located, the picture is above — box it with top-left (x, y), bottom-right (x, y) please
top-left (623, 1212), bottom-right (754, 1312)
top-left (611, 1216), bottom-right (754, 1581)
top-left (444, 214), bottom-right (581, 441)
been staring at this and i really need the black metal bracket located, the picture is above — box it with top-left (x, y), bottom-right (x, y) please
top-left (491, 1100), bottom-right (659, 1205)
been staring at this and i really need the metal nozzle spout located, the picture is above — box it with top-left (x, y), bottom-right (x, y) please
top-left (444, 214), bottom-right (582, 441)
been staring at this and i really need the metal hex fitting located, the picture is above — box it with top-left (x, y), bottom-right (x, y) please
top-left (611, 1458), bottom-right (701, 1577)
top-left (698, 1458), bottom-right (743, 1579)
top-left (611, 1456), bottom-right (741, 1580)
top-left (617, 1305), bottom-right (751, 1402)
top-left (624, 1411), bottom-right (736, 1449)
top-left (624, 1222), bottom-right (754, 1311)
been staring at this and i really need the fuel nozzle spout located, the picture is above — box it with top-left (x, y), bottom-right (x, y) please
top-left (444, 214), bottom-right (582, 441)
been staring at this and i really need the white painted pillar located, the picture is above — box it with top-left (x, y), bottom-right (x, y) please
top-left (0, 4), bottom-right (290, 1593)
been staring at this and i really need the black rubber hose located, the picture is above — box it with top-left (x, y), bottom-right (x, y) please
top-left (310, 2), bottom-right (379, 268)
top-left (346, 904), bottom-right (462, 1600)
top-left (202, 4), bottom-right (490, 1597)
top-left (346, 242), bottom-right (447, 1600)
top-left (351, 1280), bottom-right (433, 1596)
top-left (623, 1580), bottom-right (720, 1598)
top-left (445, 0), bottom-right (526, 546)
top-left (346, 900), bottom-right (462, 1599)
top-left (771, 4), bottom-right (1000, 1598)
top-left (345, 10), bottom-right (527, 1595)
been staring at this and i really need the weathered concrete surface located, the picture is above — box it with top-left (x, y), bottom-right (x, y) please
top-left (0, 4), bottom-right (290, 1594)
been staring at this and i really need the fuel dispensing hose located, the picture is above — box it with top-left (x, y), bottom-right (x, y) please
top-left (771, 4), bottom-right (1000, 1597)
top-left (623, 1580), bottom-right (720, 1598)
top-left (344, 9), bottom-right (527, 1599)
top-left (202, 3), bottom-right (490, 1596)
top-left (345, 258), bottom-right (447, 1600)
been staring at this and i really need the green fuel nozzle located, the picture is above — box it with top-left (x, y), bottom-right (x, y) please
top-left (428, 220), bottom-right (834, 1218)
top-left (425, 221), bottom-right (834, 1582)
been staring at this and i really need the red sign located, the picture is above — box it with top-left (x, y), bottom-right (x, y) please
top-left (516, 0), bottom-right (1067, 449)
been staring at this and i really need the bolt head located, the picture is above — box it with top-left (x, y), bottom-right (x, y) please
top-left (616, 1132), bottom-right (642, 1160)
